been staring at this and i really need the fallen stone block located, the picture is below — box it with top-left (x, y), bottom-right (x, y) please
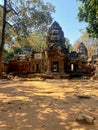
top-left (76, 112), bottom-right (95, 125)
top-left (75, 93), bottom-right (91, 99)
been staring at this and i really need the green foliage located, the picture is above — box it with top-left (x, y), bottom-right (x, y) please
top-left (13, 47), bottom-right (22, 54)
top-left (12, 30), bottom-right (47, 52)
top-left (27, 31), bottom-right (47, 52)
top-left (77, 0), bottom-right (98, 37)
top-left (3, 46), bottom-right (22, 61)
top-left (65, 38), bottom-right (72, 52)
top-left (3, 49), bottom-right (14, 61)
top-left (10, 0), bottom-right (55, 36)
top-left (0, 0), bottom-right (55, 44)
top-left (0, 0), bottom-right (55, 62)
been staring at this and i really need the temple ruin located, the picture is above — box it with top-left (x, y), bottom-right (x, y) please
top-left (3, 21), bottom-right (96, 78)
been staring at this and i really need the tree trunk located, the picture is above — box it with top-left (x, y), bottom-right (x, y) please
top-left (0, 52), bottom-right (3, 78)
top-left (0, 0), bottom-right (7, 78)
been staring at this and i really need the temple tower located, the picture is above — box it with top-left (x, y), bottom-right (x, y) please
top-left (46, 21), bottom-right (68, 73)
top-left (77, 42), bottom-right (88, 61)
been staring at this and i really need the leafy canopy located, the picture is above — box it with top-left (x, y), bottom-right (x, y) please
top-left (0, 0), bottom-right (55, 63)
top-left (0, 0), bottom-right (55, 44)
top-left (77, 0), bottom-right (98, 38)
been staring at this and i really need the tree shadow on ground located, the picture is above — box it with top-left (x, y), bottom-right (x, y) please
top-left (0, 79), bottom-right (98, 130)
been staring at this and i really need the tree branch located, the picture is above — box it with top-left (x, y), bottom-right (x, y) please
top-left (6, 9), bottom-right (11, 13)
top-left (7, 8), bottom-right (19, 15)
top-left (0, 3), bottom-right (19, 15)
top-left (6, 21), bottom-right (13, 27)
top-left (0, 4), bottom-right (3, 8)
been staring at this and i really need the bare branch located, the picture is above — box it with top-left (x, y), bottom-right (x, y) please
top-left (6, 21), bottom-right (19, 28)
top-left (6, 21), bottom-right (13, 27)
top-left (6, 9), bottom-right (11, 13)
top-left (0, 3), bottom-right (19, 15)
top-left (6, 8), bottom-right (19, 15)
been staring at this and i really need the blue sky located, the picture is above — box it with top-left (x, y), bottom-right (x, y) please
top-left (45, 0), bottom-right (88, 44)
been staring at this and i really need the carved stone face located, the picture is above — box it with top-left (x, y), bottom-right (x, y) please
top-left (50, 35), bottom-right (60, 41)
top-left (51, 30), bottom-right (59, 35)
top-left (77, 43), bottom-right (88, 55)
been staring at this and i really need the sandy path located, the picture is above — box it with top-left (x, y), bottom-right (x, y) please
top-left (0, 79), bottom-right (98, 130)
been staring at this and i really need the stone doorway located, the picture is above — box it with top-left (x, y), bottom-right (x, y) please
top-left (71, 63), bottom-right (78, 72)
top-left (36, 64), bottom-right (40, 72)
top-left (52, 61), bottom-right (59, 72)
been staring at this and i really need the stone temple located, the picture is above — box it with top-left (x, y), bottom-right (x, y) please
top-left (3, 21), bottom-right (96, 78)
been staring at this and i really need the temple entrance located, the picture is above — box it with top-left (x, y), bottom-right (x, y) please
top-left (52, 61), bottom-right (59, 72)
top-left (36, 64), bottom-right (40, 72)
top-left (71, 63), bottom-right (78, 72)
top-left (74, 63), bottom-right (78, 72)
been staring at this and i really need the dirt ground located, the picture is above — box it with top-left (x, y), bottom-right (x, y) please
top-left (0, 78), bottom-right (98, 130)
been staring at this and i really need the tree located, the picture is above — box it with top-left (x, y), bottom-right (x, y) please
top-left (72, 39), bottom-right (81, 52)
top-left (65, 37), bottom-right (72, 52)
top-left (0, 0), bottom-right (7, 78)
top-left (26, 31), bottom-right (47, 52)
top-left (0, 8), bottom-right (3, 38)
top-left (77, 0), bottom-right (98, 37)
top-left (0, 0), bottom-right (55, 78)
top-left (80, 31), bottom-right (98, 57)
top-left (11, 30), bottom-right (47, 52)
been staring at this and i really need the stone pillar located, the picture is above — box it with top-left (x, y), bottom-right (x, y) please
top-left (46, 59), bottom-right (51, 74)
top-left (59, 59), bottom-right (64, 73)
top-left (95, 64), bottom-right (98, 76)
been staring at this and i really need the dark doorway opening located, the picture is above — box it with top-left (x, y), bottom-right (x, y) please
top-left (36, 64), bottom-right (40, 72)
top-left (52, 61), bottom-right (59, 72)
